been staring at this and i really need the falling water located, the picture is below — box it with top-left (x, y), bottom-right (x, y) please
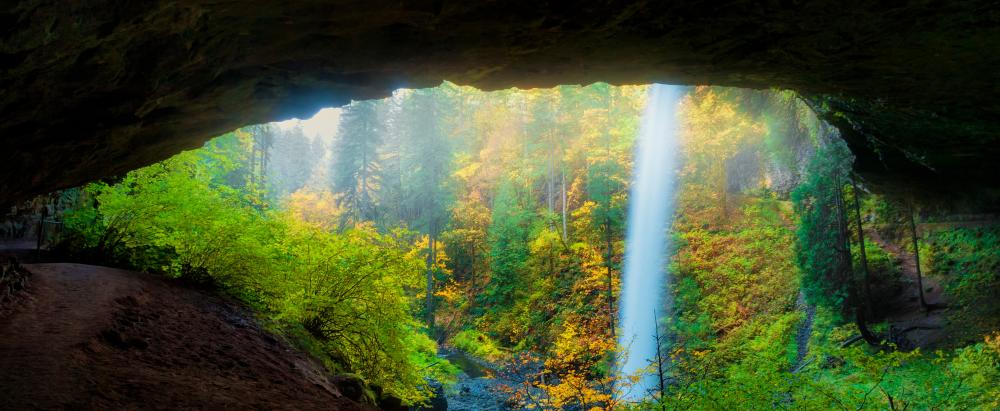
top-left (618, 84), bottom-right (683, 400)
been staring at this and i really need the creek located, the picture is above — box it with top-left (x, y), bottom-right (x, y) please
top-left (440, 349), bottom-right (507, 411)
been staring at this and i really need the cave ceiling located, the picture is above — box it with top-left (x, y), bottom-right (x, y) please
top-left (2, 1), bottom-right (998, 201)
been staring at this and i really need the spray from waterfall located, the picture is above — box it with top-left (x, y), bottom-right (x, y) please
top-left (617, 84), bottom-right (683, 400)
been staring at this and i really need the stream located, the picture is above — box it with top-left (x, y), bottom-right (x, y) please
top-left (439, 349), bottom-right (508, 411)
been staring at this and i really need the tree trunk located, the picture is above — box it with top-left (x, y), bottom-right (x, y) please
top-left (425, 234), bottom-right (436, 333)
top-left (850, 174), bottom-right (874, 319)
top-left (36, 206), bottom-right (47, 254)
top-left (604, 93), bottom-right (616, 338)
top-left (721, 168), bottom-right (729, 222)
top-left (835, 175), bottom-right (852, 287)
top-left (548, 247), bottom-right (555, 278)
top-left (605, 222), bottom-right (615, 337)
top-left (909, 205), bottom-right (928, 310)
top-left (561, 171), bottom-right (568, 242)
top-left (836, 175), bottom-right (879, 346)
top-left (547, 155), bottom-right (555, 213)
top-left (855, 309), bottom-right (881, 346)
top-left (361, 148), bottom-right (368, 221)
top-left (250, 143), bottom-right (257, 187)
top-left (469, 247), bottom-right (476, 313)
top-left (653, 310), bottom-right (666, 410)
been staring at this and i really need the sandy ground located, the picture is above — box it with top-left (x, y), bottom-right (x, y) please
top-left (0, 262), bottom-right (372, 410)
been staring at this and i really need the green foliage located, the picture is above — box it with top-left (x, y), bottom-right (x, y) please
top-left (61, 135), bottom-right (451, 404)
top-left (664, 309), bottom-right (1000, 410)
top-left (267, 125), bottom-right (322, 200)
top-left (851, 240), bottom-right (900, 283)
top-left (674, 201), bottom-right (800, 337)
top-left (791, 138), bottom-right (854, 311)
top-left (924, 225), bottom-right (1000, 340)
top-left (449, 329), bottom-right (505, 362)
top-left (406, 331), bottom-right (461, 387)
top-left (332, 100), bottom-right (383, 223)
top-left (784, 321), bottom-right (1000, 410)
top-left (663, 312), bottom-right (801, 409)
top-left (58, 83), bottom-right (1000, 409)
top-left (398, 88), bottom-right (454, 237)
top-left (483, 179), bottom-right (532, 311)
top-left (927, 225), bottom-right (1000, 305)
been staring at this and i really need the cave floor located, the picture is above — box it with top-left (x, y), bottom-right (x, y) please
top-left (0, 262), bottom-right (370, 410)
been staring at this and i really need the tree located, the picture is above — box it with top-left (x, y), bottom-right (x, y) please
top-left (441, 197), bottom-right (490, 296)
top-left (792, 136), bottom-right (882, 345)
top-left (284, 189), bottom-right (344, 231)
top-left (484, 179), bottom-right (531, 311)
top-left (267, 125), bottom-right (319, 199)
top-left (377, 91), bottom-right (408, 229)
top-left (585, 84), bottom-right (627, 337)
top-left (62, 134), bottom-right (449, 404)
top-left (527, 89), bottom-right (561, 214)
top-left (678, 87), bottom-right (765, 223)
top-left (399, 89), bottom-right (455, 333)
top-left (850, 173), bottom-right (874, 319)
top-left (247, 124), bottom-right (273, 206)
top-left (332, 100), bottom-right (382, 225)
top-left (908, 203), bottom-right (930, 310)
top-left (792, 138), bottom-right (854, 311)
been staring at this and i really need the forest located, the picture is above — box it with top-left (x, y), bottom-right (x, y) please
top-left (41, 83), bottom-right (1000, 410)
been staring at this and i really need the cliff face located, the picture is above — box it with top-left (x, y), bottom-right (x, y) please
top-left (2, 1), bottom-right (998, 201)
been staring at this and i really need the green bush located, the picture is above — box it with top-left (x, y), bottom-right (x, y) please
top-left (61, 139), bottom-right (452, 404)
top-left (449, 329), bottom-right (505, 361)
top-left (927, 226), bottom-right (1000, 305)
top-left (852, 240), bottom-right (901, 284)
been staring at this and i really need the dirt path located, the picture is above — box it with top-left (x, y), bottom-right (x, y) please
top-left (866, 231), bottom-right (948, 349)
top-left (0, 263), bottom-right (372, 410)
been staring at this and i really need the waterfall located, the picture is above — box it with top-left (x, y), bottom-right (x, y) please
top-left (617, 84), bottom-right (683, 400)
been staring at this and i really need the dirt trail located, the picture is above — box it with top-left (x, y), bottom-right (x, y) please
top-left (0, 263), bottom-right (371, 410)
top-left (866, 230), bottom-right (948, 349)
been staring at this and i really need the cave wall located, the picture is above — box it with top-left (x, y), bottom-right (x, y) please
top-left (2, 1), bottom-right (998, 202)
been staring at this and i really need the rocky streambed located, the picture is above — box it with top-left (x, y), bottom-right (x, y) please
top-left (439, 349), bottom-right (509, 411)
top-left (418, 348), bottom-right (550, 411)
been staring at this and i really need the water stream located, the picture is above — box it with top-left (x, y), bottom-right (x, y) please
top-left (617, 84), bottom-right (684, 400)
top-left (441, 349), bottom-right (508, 411)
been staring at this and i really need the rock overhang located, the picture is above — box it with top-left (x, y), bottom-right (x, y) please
top-left (1, 1), bottom-right (998, 202)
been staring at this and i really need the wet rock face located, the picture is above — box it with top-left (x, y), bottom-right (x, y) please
top-left (2, 1), bottom-right (998, 201)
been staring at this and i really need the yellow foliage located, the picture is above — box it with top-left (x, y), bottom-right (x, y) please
top-left (435, 280), bottom-right (463, 302)
top-left (410, 235), bottom-right (450, 272)
top-left (284, 189), bottom-right (344, 231)
top-left (985, 332), bottom-right (1000, 354)
top-left (677, 87), bottom-right (767, 224)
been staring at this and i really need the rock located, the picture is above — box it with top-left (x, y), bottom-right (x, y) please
top-left (100, 329), bottom-right (129, 349)
top-left (377, 394), bottom-right (407, 411)
top-left (0, 257), bottom-right (30, 304)
top-left (331, 374), bottom-right (367, 404)
top-left (365, 383), bottom-right (407, 411)
top-left (126, 337), bottom-right (149, 350)
top-left (1, 2), bottom-right (999, 203)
